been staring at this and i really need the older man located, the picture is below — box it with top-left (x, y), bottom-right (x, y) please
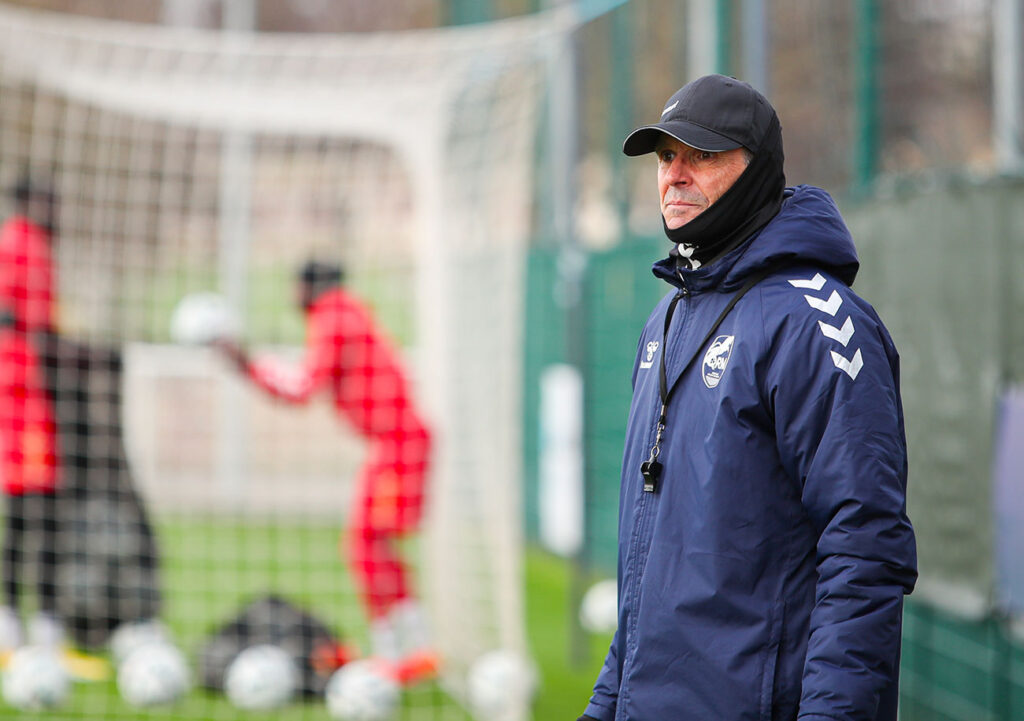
top-left (579, 75), bottom-right (917, 721)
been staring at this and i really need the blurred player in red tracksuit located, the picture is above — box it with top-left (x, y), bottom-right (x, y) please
top-left (216, 261), bottom-right (436, 680)
top-left (0, 175), bottom-right (63, 652)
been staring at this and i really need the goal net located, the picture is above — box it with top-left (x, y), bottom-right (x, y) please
top-left (0, 3), bottom-right (573, 718)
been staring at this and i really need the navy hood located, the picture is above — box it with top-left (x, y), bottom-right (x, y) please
top-left (653, 185), bottom-right (859, 292)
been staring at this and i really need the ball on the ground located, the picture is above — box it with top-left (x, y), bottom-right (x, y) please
top-left (117, 641), bottom-right (190, 707)
top-left (224, 644), bottom-right (299, 711)
top-left (2, 645), bottom-right (70, 710)
top-left (169, 292), bottom-right (239, 345)
top-left (324, 659), bottom-right (400, 721)
top-left (466, 649), bottom-right (538, 719)
top-left (579, 578), bottom-right (618, 634)
top-left (109, 619), bottom-right (172, 666)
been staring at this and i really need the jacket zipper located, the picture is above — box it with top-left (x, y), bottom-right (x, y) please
top-left (619, 285), bottom-right (689, 716)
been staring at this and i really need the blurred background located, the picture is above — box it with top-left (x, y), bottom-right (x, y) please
top-left (0, 0), bottom-right (1020, 719)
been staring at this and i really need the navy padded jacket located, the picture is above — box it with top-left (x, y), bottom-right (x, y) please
top-left (584, 185), bottom-right (917, 721)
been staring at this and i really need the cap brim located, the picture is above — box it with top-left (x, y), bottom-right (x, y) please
top-left (622, 120), bottom-right (743, 156)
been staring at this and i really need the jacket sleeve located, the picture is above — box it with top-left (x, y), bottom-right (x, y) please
top-left (246, 310), bottom-right (336, 404)
top-left (765, 289), bottom-right (917, 721)
top-left (582, 629), bottom-right (620, 721)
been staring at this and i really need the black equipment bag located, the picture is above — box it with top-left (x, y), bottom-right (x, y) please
top-left (197, 593), bottom-right (350, 697)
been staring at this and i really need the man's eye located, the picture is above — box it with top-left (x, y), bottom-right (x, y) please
top-left (658, 151), bottom-right (674, 163)
top-left (698, 151), bottom-right (714, 161)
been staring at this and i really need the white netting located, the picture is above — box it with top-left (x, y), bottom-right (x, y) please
top-left (0, 4), bottom-right (576, 718)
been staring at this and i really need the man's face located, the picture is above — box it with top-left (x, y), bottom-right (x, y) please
top-left (656, 136), bottom-right (750, 229)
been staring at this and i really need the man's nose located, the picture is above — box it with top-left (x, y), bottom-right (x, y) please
top-left (665, 156), bottom-right (693, 184)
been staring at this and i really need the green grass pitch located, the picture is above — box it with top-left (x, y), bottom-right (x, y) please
top-left (6, 516), bottom-right (611, 719)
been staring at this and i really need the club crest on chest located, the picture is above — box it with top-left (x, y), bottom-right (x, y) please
top-left (702, 335), bottom-right (735, 388)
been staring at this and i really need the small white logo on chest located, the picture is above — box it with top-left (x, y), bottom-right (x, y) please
top-left (702, 335), bottom-right (735, 388)
top-left (639, 340), bottom-right (660, 369)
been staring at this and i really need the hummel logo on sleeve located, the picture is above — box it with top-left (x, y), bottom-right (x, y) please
top-left (817, 317), bottom-right (854, 346)
top-left (828, 347), bottom-right (863, 380)
top-left (788, 273), bottom-right (863, 381)
top-left (830, 349), bottom-right (863, 379)
top-left (787, 273), bottom-right (826, 291)
top-left (803, 290), bottom-right (842, 316)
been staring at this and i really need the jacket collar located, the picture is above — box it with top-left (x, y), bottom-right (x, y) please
top-left (652, 185), bottom-right (860, 293)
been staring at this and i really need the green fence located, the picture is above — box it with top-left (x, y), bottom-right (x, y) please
top-left (901, 603), bottom-right (1024, 721)
top-left (523, 235), bottom-right (665, 570)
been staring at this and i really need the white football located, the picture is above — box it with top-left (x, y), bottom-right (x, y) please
top-left (2, 645), bottom-right (70, 710)
top-left (109, 619), bottom-right (172, 666)
top-left (579, 579), bottom-right (618, 634)
top-left (466, 649), bottom-right (538, 719)
top-left (324, 659), bottom-right (399, 721)
top-left (117, 641), bottom-right (190, 707)
top-left (169, 292), bottom-right (239, 345)
top-left (224, 644), bottom-right (299, 711)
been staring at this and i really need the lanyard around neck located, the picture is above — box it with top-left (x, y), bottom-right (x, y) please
top-left (640, 263), bottom-right (784, 492)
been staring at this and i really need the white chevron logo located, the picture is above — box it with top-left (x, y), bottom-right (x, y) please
top-left (830, 349), bottom-right (863, 380)
top-left (788, 273), bottom-right (826, 290)
top-left (804, 290), bottom-right (842, 316)
top-left (818, 316), bottom-right (855, 346)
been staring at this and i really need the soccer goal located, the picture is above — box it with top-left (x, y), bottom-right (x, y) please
top-left (0, 3), bottom-right (578, 718)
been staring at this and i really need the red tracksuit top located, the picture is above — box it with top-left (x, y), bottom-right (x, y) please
top-left (0, 215), bottom-right (55, 334)
top-left (0, 215), bottom-right (58, 495)
top-left (247, 288), bottom-right (424, 439)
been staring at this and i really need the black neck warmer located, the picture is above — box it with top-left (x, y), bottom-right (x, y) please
top-left (665, 114), bottom-right (786, 269)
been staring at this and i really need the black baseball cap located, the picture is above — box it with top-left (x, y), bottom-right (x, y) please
top-left (622, 74), bottom-right (777, 156)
